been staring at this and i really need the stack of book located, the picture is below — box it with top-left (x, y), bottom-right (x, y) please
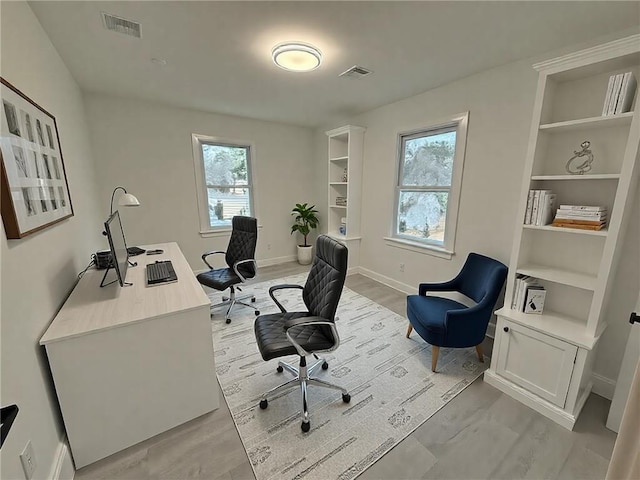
top-left (602, 72), bottom-right (637, 116)
top-left (335, 196), bottom-right (347, 206)
top-left (512, 275), bottom-right (546, 314)
top-left (552, 205), bottom-right (607, 231)
top-left (524, 190), bottom-right (557, 226)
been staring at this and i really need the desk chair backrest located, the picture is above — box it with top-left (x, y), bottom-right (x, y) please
top-left (302, 235), bottom-right (348, 320)
top-left (455, 252), bottom-right (507, 305)
top-left (226, 216), bottom-right (258, 278)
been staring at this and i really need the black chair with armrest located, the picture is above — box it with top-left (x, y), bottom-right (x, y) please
top-left (196, 216), bottom-right (260, 324)
top-left (254, 234), bottom-right (351, 432)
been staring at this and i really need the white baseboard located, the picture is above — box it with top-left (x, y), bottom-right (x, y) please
top-left (256, 255), bottom-right (297, 268)
top-left (591, 372), bottom-right (616, 400)
top-left (357, 267), bottom-right (415, 295)
top-left (49, 438), bottom-right (74, 480)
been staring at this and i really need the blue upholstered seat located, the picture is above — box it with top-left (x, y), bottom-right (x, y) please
top-left (406, 252), bottom-right (507, 371)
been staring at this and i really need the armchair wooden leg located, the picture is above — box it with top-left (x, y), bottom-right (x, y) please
top-left (406, 323), bottom-right (413, 338)
top-left (475, 344), bottom-right (485, 363)
top-left (431, 346), bottom-right (439, 372)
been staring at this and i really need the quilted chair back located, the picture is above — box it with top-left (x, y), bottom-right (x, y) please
top-left (225, 216), bottom-right (258, 279)
top-left (303, 235), bottom-right (348, 320)
top-left (456, 252), bottom-right (507, 305)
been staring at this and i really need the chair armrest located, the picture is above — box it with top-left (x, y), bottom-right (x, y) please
top-left (418, 279), bottom-right (459, 296)
top-left (283, 316), bottom-right (339, 356)
top-left (444, 301), bottom-right (494, 344)
top-left (233, 258), bottom-right (257, 283)
top-left (201, 250), bottom-right (226, 270)
top-left (268, 284), bottom-right (304, 313)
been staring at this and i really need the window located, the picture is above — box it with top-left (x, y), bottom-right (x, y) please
top-left (192, 134), bottom-right (254, 233)
top-left (391, 112), bottom-right (468, 256)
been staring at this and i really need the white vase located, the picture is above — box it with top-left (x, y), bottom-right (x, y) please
top-left (297, 245), bottom-right (313, 265)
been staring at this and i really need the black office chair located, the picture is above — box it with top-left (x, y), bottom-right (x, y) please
top-left (254, 234), bottom-right (351, 432)
top-left (196, 216), bottom-right (260, 324)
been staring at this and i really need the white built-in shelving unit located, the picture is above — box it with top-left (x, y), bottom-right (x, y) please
top-left (326, 125), bottom-right (365, 271)
top-left (484, 35), bottom-right (640, 429)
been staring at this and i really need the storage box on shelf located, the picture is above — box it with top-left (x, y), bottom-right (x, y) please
top-left (484, 34), bottom-right (640, 430)
top-left (326, 125), bottom-right (365, 271)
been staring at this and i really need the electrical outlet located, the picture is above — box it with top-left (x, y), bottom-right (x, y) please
top-left (267, 243), bottom-right (271, 250)
top-left (20, 440), bottom-right (36, 480)
top-left (399, 263), bottom-right (405, 272)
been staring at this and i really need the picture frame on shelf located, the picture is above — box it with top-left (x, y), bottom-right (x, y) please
top-left (1, 78), bottom-right (73, 239)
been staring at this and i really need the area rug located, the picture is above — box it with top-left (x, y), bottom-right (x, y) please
top-left (208, 274), bottom-right (488, 480)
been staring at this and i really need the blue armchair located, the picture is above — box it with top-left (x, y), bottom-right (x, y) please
top-left (406, 253), bottom-right (507, 372)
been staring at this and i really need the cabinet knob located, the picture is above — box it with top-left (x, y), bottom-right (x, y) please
top-left (503, 326), bottom-right (509, 333)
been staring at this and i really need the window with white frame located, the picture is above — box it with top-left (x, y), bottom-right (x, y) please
top-left (392, 112), bottom-right (468, 254)
top-left (192, 134), bottom-right (254, 232)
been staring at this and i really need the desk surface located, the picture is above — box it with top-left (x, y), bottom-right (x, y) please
top-left (40, 242), bottom-right (210, 345)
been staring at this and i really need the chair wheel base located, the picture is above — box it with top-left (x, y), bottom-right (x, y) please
top-left (225, 318), bottom-right (231, 324)
top-left (259, 399), bottom-right (268, 409)
top-left (322, 361), bottom-right (329, 370)
top-left (276, 365), bottom-right (284, 373)
top-left (342, 393), bottom-right (351, 403)
top-left (255, 311), bottom-right (260, 316)
top-left (251, 297), bottom-right (256, 303)
top-left (301, 421), bottom-right (310, 432)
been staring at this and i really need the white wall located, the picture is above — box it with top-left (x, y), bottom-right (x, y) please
top-left (0, 2), bottom-right (102, 479)
top-left (316, 35), bottom-right (639, 392)
top-left (84, 94), bottom-right (316, 270)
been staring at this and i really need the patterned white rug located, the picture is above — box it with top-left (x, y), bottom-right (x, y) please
top-left (208, 274), bottom-right (487, 480)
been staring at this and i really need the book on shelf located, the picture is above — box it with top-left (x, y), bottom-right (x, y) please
top-left (524, 287), bottom-right (546, 314)
top-left (606, 74), bottom-right (624, 115)
top-left (512, 275), bottom-right (540, 312)
top-left (558, 205), bottom-right (605, 212)
top-left (528, 190), bottom-right (552, 226)
top-left (602, 75), bottom-right (616, 116)
top-left (524, 190), bottom-right (535, 224)
top-left (614, 72), bottom-right (637, 114)
top-left (552, 217), bottom-right (605, 225)
top-left (555, 210), bottom-right (607, 221)
top-left (551, 221), bottom-right (605, 231)
top-left (536, 193), bottom-right (556, 226)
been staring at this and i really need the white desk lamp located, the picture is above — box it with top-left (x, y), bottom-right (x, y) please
top-left (110, 186), bottom-right (140, 215)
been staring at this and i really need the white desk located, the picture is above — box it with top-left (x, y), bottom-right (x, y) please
top-left (40, 242), bottom-right (219, 468)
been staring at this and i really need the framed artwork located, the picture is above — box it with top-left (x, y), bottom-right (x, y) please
top-left (1, 78), bottom-right (73, 238)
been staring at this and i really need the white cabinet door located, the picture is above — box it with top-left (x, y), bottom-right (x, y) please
top-left (496, 319), bottom-right (578, 407)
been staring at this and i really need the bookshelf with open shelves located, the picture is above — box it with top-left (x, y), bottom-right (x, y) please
top-left (484, 34), bottom-right (640, 430)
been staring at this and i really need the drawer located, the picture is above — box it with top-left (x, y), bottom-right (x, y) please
top-left (496, 318), bottom-right (577, 408)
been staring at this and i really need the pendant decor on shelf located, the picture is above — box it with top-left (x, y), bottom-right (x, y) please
top-left (342, 167), bottom-right (348, 182)
top-left (565, 140), bottom-right (594, 175)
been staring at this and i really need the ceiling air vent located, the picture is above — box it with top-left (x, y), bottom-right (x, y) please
top-left (339, 65), bottom-right (373, 79)
top-left (101, 12), bottom-right (141, 38)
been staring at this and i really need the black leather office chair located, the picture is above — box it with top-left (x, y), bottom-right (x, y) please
top-left (254, 235), bottom-right (351, 432)
top-left (196, 216), bottom-right (260, 324)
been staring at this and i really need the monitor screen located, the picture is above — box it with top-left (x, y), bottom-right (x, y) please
top-left (104, 211), bottom-right (128, 287)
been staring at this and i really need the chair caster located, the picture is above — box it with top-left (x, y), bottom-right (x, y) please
top-left (255, 311), bottom-right (260, 316)
top-left (322, 361), bottom-right (329, 370)
top-left (251, 297), bottom-right (256, 303)
top-left (222, 296), bottom-right (229, 301)
top-left (301, 421), bottom-right (310, 433)
top-left (259, 399), bottom-right (268, 409)
top-left (225, 318), bottom-right (231, 324)
top-left (342, 393), bottom-right (351, 403)
top-left (276, 365), bottom-right (284, 373)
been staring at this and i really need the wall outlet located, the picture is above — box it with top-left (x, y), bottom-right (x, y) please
top-left (267, 243), bottom-right (271, 251)
top-left (399, 263), bottom-right (405, 272)
top-left (20, 440), bottom-right (37, 480)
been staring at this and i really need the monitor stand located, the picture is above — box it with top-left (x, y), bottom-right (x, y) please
top-left (100, 264), bottom-right (133, 288)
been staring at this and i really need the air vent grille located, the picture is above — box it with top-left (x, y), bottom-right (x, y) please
top-left (339, 65), bottom-right (373, 79)
top-left (101, 12), bottom-right (141, 38)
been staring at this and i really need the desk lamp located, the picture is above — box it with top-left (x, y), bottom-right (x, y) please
top-left (108, 186), bottom-right (144, 258)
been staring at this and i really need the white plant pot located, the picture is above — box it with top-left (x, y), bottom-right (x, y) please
top-left (297, 245), bottom-right (313, 265)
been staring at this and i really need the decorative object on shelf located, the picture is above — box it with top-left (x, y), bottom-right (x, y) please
top-left (342, 167), bottom-right (348, 182)
top-left (339, 216), bottom-right (347, 235)
top-left (335, 196), bottom-right (347, 206)
top-left (565, 141), bottom-right (594, 175)
top-left (290, 202), bottom-right (319, 265)
top-left (1, 78), bottom-right (73, 239)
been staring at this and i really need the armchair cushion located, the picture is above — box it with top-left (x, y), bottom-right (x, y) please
top-left (254, 312), bottom-right (335, 361)
top-left (196, 268), bottom-right (241, 291)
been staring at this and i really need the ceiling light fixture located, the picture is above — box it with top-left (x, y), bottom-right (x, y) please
top-left (271, 42), bottom-right (322, 72)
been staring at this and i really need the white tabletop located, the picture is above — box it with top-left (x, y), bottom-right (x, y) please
top-left (40, 242), bottom-right (210, 345)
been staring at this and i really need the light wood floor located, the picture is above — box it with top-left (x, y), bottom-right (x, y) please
top-left (75, 262), bottom-right (616, 480)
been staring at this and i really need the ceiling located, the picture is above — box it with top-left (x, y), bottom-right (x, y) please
top-left (28, 1), bottom-right (640, 128)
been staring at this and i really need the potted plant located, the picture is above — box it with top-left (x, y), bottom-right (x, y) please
top-left (291, 203), bottom-right (319, 265)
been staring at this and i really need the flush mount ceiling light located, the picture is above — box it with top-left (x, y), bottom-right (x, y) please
top-left (271, 42), bottom-right (322, 72)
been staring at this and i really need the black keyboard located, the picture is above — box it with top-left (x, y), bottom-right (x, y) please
top-left (127, 246), bottom-right (146, 256)
top-left (146, 260), bottom-right (178, 285)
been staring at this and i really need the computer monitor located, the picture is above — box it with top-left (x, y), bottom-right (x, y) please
top-left (103, 210), bottom-right (129, 287)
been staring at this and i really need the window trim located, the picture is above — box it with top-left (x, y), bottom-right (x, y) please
top-left (191, 134), bottom-right (256, 235)
top-left (391, 111), bottom-right (469, 256)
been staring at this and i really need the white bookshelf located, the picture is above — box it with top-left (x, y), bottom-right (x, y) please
top-left (485, 34), bottom-right (640, 430)
top-left (326, 125), bottom-right (366, 271)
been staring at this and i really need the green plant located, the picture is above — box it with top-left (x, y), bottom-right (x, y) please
top-left (291, 203), bottom-right (319, 247)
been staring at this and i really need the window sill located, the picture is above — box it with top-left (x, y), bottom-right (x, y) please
top-left (383, 237), bottom-right (453, 259)
top-left (199, 224), bottom-right (263, 238)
